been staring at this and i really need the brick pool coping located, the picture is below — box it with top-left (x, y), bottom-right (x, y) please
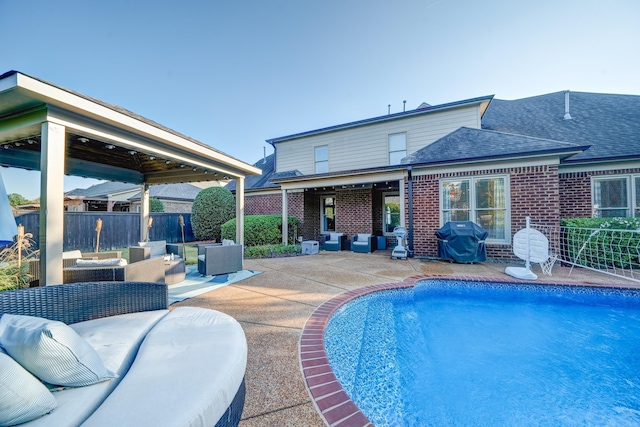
top-left (298, 274), bottom-right (640, 427)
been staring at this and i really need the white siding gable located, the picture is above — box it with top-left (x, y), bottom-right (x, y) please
top-left (275, 104), bottom-right (481, 174)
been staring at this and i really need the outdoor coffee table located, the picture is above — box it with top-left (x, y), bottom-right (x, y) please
top-left (164, 258), bottom-right (186, 285)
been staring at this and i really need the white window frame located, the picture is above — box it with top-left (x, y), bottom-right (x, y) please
top-left (388, 132), bottom-right (407, 165)
top-left (315, 145), bottom-right (328, 174)
top-left (382, 192), bottom-right (401, 236)
top-left (320, 195), bottom-right (336, 234)
top-left (439, 174), bottom-right (511, 244)
top-left (591, 174), bottom-right (639, 218)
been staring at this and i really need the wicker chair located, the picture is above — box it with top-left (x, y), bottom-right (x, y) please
top-left (350, 233), bottom-right (377, 253)
top-left (322, 233), bottom-right (347, 251)
top-left (197, 244), bottom-right (243, 276)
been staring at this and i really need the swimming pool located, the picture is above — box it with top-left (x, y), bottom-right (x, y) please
top-left (301, 278), bottom-right (640, 427)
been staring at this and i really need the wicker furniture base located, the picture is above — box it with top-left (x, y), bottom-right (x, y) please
top-left (164, 259), bottom-right (186, 285)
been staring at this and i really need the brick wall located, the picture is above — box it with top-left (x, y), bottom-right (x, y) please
top-left (245, 193), bottom-right (282, 215)
top-left (559, 168), bottom-right (640, 218)
top-left (336, 188), bottom-right (373, 237)
top-left (243, 192), bottom-right (304, 220)
top-left (409, 165), bottom-right (560, 260)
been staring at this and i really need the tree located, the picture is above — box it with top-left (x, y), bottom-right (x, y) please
top-left (191, 187), bottom-right (235, 241)
top-left (149, 197), bottom-right (164, 212)
top-left (7, 193), bottom-right (31, 207)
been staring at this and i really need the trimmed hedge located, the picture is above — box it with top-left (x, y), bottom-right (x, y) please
top-left (221, 215), bottom-right (301, 246)
top-left (244, 244), bottom-right (302, 259)
top-left (191, 187), bottom-right (235, 241)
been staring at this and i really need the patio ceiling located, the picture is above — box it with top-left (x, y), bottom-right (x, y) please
top-left (0, 71), bottom-right (261, 183)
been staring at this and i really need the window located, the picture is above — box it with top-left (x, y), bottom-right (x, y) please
top-left (315, 146), bottom-right (328, 174)
top-left (321, 196), bottom-right (336, 233)
top-left (383, 193), bottom-right (401, 234)
top-left (441, 175), bottom-right (509, 242)
top-left (388, 133), bottom-right (406, 165)
top-left (591, 175), bottom-right (640, 218)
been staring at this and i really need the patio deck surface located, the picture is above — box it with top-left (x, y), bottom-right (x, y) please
top-left (171, 250), bottom-right (640, 427)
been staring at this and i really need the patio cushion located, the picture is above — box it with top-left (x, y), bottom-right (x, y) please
top-left (62, 250), bottom-right (83, 260)
top-left (0, 349), bottom-right (57, 426)
top-left (329, 232), bottom-right (342, 242)
top-left (357, 233), bottom-right (371, 241)
top-left (0, 314), bottom-right (115, 387)
top-left (76, 258), bottom-right (127, 267)
top-left (137, 240), bottom-right (167, 258)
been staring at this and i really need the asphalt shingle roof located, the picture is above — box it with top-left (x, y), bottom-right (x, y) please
top-left (403, 127), bottom-right (589, 166)
top-left (481, 91), bottom-right (640, 163)
top-left (226, 154), bottom-right (300, 191)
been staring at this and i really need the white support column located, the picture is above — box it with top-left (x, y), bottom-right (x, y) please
top-left (399, 178), bottom-right (406, 227)
top-left (140, 184), bottom-right (149, 242)
top-left (282, 189), bottom-right (288, 245)
top-left (235, 176), bottom-right (245, 248)
top-left (39, 121), bottom-right (65, 286)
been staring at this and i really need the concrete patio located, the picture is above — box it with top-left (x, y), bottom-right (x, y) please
top-left (171, 251), bottom-right (639, 426)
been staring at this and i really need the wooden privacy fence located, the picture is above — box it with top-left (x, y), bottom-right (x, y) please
top-left (15, 212), bottom-right (195, 253)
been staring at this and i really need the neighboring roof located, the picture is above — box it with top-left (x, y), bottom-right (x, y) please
top-left (226, 153), bottom-right (301, 191)
top-left (129, 183), bottom-right (203, 201)
top-left (65, 181), bottom-right (203, 201)
top-left (403, 127), bottom-right (590, 166)
top-left (266, 95), bottom-right (494, 144)
top-left (65, 181), bottom-right (137, 198)
top-left (481, 91), bottom-right (640, 164)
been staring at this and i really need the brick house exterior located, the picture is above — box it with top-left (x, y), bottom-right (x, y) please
top-left (231, 91), bottom-right (640, 260)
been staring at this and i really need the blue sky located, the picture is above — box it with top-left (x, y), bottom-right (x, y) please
top-left (1, 0), bottom-right (639, 199)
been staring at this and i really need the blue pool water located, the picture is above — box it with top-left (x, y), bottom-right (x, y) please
top-left (325, 281), bottom-right (640, 426)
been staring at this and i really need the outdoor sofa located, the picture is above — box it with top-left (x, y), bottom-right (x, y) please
top-left (197, 243), bottom-right (243, 276)
top-left (28, 251), bottom-right (122, 286)
top-left (0, 281), bottom-right (247, 426)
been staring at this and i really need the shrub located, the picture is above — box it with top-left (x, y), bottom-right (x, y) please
top-left (149, 197), bottom-right (164, 212)
top-left (191, 187), bottom-right (235, 241)
top-left (561, 217), bottom-right (640, 269)
top-left (244, 244), bottom-right (302, 259)
top-left (221, 215), bottom-right (301, 246)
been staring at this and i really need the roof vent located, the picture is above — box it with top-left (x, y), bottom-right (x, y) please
top-left (417, 102), bottom-right (431, 109)
top-left (564, 90), bottom-right (572, 120)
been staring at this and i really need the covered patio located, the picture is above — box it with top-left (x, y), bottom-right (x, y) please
top-left (0, 70), bottom-right (261, 285)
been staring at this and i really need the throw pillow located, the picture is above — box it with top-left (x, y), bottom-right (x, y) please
top-left (0, 350), bottom-right (57, 425)
top-left (0, 314), bottom-right (115, 387)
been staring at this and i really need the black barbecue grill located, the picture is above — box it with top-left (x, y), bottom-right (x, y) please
top-left (435, 221), bottom-right (488, 263)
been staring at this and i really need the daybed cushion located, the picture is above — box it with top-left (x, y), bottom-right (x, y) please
top-left (82, 307), bottom-right (247, 427)
top-left (137, 240), bottom-right (167, 258)
top-left (20, 310), bottom-right (170, 427)
top-left (0, 349), bottom-right (57, 426)
top-left (76, 258), bottom-right (128, 267)
top-left (0, 314), bottom-right (115, 387)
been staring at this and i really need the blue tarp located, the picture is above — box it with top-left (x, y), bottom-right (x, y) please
top-left (0, 171), bottom-right (18, 246)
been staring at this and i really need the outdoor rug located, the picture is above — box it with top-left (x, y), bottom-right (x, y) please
top-left (168, 266), bottom-right (262, 304)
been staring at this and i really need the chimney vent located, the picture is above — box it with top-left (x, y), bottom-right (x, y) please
top-left (564, 90), bottom-right (572, 120)
top-left (403, 100), bottom-right (406, 112)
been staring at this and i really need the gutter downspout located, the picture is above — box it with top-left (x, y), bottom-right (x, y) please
top-left (407, 165), bottom-right (414, 257)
